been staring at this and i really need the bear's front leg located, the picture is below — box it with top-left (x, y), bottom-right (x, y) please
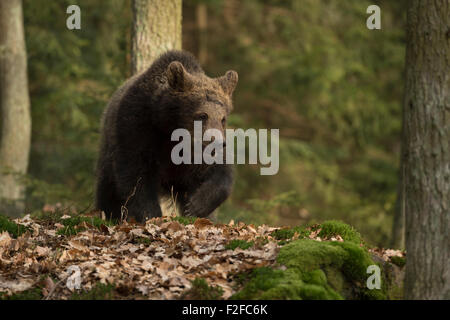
top-left (183, 165), bottom-right (233, 217)
top-left (114, 147), bottom-right (163, 222)
top-left (122, 176), bottom-right (163, 222)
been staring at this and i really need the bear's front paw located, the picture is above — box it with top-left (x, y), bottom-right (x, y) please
top-left (183, 201), bottom-right (211, 218)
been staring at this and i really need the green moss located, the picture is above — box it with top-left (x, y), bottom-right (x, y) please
top-left (181, 278), bottom-right (224, 300)
top-left (172, 216), bottom-right (197, 225)
top-left (57, 215), bottom-right (115, 236)
top-left (280, 239), bottom-right (383, 296)
top-left (315, 220), bottom-right (363, 244)
top-left (71, 283), bottom-right (115, 300)
top-left (330, 242), bottom-right (386, 299)
top-left (231, 267), bottom-right (342, 300)
top-left (31, 209), bottom-right (65, 223)
top-left (360, 286), bottom-right (386, 300)
top-left (134, 237), bottom-right (152, 245)
top-left (277, 239), bottom-right (351, 279)
top-left (0, 287), bottom-right (42, 300)
top-left (234, 234), bottom-right (386, 300)
top-left (329, 242), bottom-right (373, 280)
top-left (271, 228), bottom-right (293, 240)
top-left (271, 226), bottom-right (311, 241)
top-left (271, 220), bottom-right (362, 245)
top-left (225, 239), bottom-right (254, 250)
top-left (302, 269), bottom-right (327, 286)
top-left (390, 256), bottom-right (405, 268)
top-left (30, 211), bottom-right (117, 236)
top-left (231, 268), bottom-right (296, 299)
top-left (323, 266), bottom-right (347, 294)
top-left (0, 215), bottom-right (28, 238)
top-left (386, 283), bottom-right (404, 300)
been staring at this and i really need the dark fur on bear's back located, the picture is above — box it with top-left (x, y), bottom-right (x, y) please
top-left (95, 50), bottom-right (238, 222)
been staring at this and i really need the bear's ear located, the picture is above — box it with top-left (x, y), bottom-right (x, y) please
top-left (218, 70), bottom-right (238, 96)
top-left (166, 61), bottom-right (194, 92)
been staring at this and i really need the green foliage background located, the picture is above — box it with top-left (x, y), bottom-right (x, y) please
top-left (23, 0), bottom-right (406, 247)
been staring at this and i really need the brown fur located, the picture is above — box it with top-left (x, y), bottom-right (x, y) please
top-left (95, 50), bottom-right (238, 222)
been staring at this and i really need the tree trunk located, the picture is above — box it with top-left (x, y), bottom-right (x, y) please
top-left (223, 0), bottom-right (237, 27)
top-left (131, 0), bottom-right (182, 75)
top-left (403, 0), bottom-right (449, 300)
top-left (195, 3), bottom-right (207, 65)
top-left (0, 0), bottom-right (32, 217)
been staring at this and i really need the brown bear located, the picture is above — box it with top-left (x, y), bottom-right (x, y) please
top-left (95, 50), bottom-right (238, 222)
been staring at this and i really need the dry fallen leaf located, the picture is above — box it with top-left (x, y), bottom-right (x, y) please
top-left (68, 240), bottom-right (89, 252)
top-left (194, 218), bottom-right (213, 229)
top-left (35, 246), bottom-right (51, 257)
top-left (42, 276), bottom-right (55, 297)
top-left (0, 232), bottom-right (12, 248)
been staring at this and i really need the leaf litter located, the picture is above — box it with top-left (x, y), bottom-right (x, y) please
top-left (1, 213), bottom-right (404, 299)
top-left (0, 214), bottom-right (280, 299)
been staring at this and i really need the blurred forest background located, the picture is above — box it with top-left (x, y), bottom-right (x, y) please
top-left (21, 0), bottom-right (406, 247)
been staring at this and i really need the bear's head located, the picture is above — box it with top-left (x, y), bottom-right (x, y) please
top-left (165, 61), bottom-right (238, 149)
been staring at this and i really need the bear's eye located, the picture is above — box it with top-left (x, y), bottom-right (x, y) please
top-left (195, 113), bottom-right (208, 122)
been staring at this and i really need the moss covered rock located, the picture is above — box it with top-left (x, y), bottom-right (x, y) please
top-left (232, 267), bottom-right (342, 300)
top-left (233, 221), bottom-right (388, 300)
top-left (315, 220), bottom-right (363, 244)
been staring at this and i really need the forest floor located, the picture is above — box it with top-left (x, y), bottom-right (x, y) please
top-left (0, 211), bottom-right (405, 300)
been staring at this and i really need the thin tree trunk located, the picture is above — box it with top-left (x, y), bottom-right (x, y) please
top-left (131, 0), bottom-right (182, 75)
top-left (403, 0), bottom-right (449, 300)
top-left (223, 0), bottom-right (237, 27)
top-left (0, 0), bottom-right (32, 217)
top-left (196, 3), bottom-right (207, 65)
